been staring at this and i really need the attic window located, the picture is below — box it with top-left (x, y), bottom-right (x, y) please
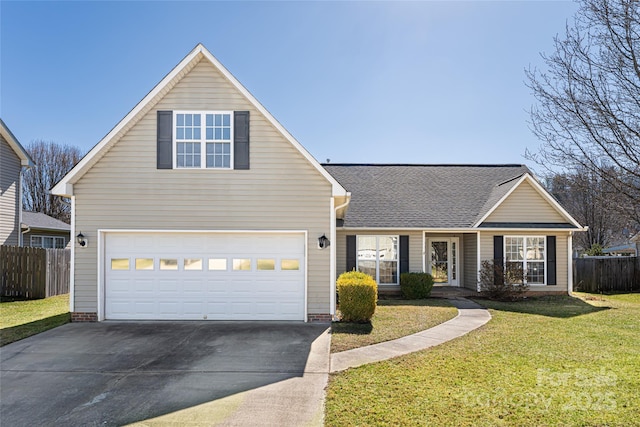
top-left (174, 111), bottom-right (233, 169)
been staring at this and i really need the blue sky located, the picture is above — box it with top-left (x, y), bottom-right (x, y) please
top-left (1, 1), bottom-right (578, 168)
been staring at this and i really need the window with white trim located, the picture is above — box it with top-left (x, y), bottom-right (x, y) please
top-left (505, 236), bottom-right (546, 285)
top-left (30, 235), bottom-right (66, 249)
top-left (357, 235), bottom-right (398, 285)
top-left (174, 111), bottom-right (233, 169)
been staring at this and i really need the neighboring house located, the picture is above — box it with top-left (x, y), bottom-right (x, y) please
top-left (603, 242), bottom-right (638, 256)
top-left (1, 119), bottom-right (34, 246)
top-left (21, 211), bottom-right (71, 249)
top-left (52, 44), bottom-right (585, 323)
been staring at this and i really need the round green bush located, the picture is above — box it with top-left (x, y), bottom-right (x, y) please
top-left (400, 272), bottom-right (434, 299)
top-left (336, 271), bottom-right (377, 322)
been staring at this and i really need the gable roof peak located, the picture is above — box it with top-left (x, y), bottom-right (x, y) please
top-left (51, 44), bottom-right (347, 198)
top-left (0, 118), bottom-right (35, 167)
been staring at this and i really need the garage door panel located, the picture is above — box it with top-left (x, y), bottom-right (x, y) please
top-left (105, 232), bottom-right (305, 320)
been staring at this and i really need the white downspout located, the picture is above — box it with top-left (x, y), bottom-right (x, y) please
top-left (568, 232), bottom-right (573, 296)
top-left (18, 169), bottom-right (25, 246)
top-left (331, 194), bottom-right (351, 317)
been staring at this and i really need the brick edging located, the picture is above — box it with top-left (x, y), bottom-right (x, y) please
top-left (307, 313), bottom-right (332, 322)
top-left (71, 312), bottom-right (98, 322)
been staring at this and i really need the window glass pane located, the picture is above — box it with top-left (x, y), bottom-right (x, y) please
top-left (281, 259), bottom-right (300, 270)
top-left (194, 115), bottom-right (200, 126)
top-left (379, 260), bottom-right (397, 284)
top-left (233, 259), bottom-right (251, 271)
top-left (358, 260), bottom-right (376, 281)
top-left (177, 114), bottom-right (184, 126)
top-left (185, 128), bottom-right (192, 139)
top-left (223, 156), bottom-right (230, 168)
top-left (54, 238), bottom-right (65, 249)
top-left (215, 128), bottom-right (222, 139)
top-left (184, 258), bottom-right (203, 270)
top-left (111, 258), bottom-right (130, 270)
top-left (185, 114), bottom-right (192, 126)
top-left (206, 114), bottom-right (213, 126)
top-left (43, 237), bottom-right (54, 248)
top-left (177, 128), bottom-right (184, 140)
top-left (223, 128), bottom-right (230, 140)
top-left (208, 258), bottom-right (227, 271)
top-left (527, 262), bottom-right (545, 284)
top-left (257, 259), bottom-right (275, 270)
top-left (215, 114), bottom-right (222, 126)
top-left (194, 128), bottom-right (201, 140)
top-left (160, 259), bottom-right (178, 270)
top-left (206, 128), bottom-right (213, 140)
top-left (526, 237), bottom-right (545, 260)
top-left (31, 236), bottom-right (42, 247)
top-left (379, 236), bottom-right (398, 261)
top-left (357, 236), bottom-right (377, 260)
top-left (505, 237), bottom-right (524, 261)
top-left (135, 258), bottom-right (154, 270)
top-left (223, 114), bottom-right (230, 126)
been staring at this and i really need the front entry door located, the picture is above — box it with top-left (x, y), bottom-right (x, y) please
top-left (429, 238), bottom-right (459, 286)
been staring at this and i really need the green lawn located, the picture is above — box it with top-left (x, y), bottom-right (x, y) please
top-left (331, 299), bottom-right (458, 353)
top-left (0, 294), bottom-right (70, 346)
top-left (326, 293), bottom-right (640, 426)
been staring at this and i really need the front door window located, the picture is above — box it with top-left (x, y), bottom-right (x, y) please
top-left (429, 238), bottom-right (459, 286)
top-left (431, 241), bottom-right (449, 283)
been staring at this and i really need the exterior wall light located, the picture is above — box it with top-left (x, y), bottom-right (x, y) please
top-left (318, 234), bottom-right (330, 249)
top-left (76, 232), bottom-right (87, 247)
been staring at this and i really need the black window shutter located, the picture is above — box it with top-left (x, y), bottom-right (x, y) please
top-left (547, 236), bottom-right (557, 285)
top-left (346, 235), bottom-right (356, 272)
top-left (234, 111), bottom-right (250, 170)
top-left (493, 235), bottom-right (504, 285)
top-left (157, 111), bottom-right (173, 169)
top-left (400, 235), bottom-right (409, 273)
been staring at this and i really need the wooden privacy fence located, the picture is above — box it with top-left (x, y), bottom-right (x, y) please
top-left (0, 246), bottom-right (70, 299)
top-left (574, 256), bottom-right (640, 293)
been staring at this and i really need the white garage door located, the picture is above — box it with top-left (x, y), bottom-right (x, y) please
top-left (104, 232), bottom-right (305, 320)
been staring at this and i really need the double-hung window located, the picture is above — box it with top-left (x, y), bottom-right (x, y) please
top-left (357, 235), bottom-right (398, 285)
top-left (505, 236), bottom-right (546, 285)
top-left (31, 235), bottom-right (66, 249)
top-left (175, 111), bottom-right (233, 169)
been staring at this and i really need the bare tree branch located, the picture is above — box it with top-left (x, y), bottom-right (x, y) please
top-left (22, 140), bottom-right (83, 223)
top-left (526, 0), bottom-right (640, 226)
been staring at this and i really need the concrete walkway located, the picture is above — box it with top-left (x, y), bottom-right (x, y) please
top-left (330, 298), bottom-right (491, 373)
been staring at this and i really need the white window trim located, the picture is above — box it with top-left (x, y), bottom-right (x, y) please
top-left (30, 235), bottom-right (66, 249)
top-left (173, 110), bottom-right (234, 170)
top-left (504, 236), bottom-right (547, 286)
top-left (356, 235), bottom-right (400, 285)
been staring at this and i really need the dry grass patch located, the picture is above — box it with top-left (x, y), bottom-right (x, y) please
top-left (326, 293), bottom-right (640, 426)
top-left (331, 299), bottom-right (457, 353)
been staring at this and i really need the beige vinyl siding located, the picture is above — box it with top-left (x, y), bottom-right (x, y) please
top-left (335, 230), bottom-right (424, 285)
top-left (484, 180), bottom-right (566, 223)
top-left (479, 231), bottom-right (569, 292)
top-left (0, 136), bottom-right (21, 246)
top-left (72, 58), bottom-right (333, 315)
top-left (463, 232), bottom-right (478, 290)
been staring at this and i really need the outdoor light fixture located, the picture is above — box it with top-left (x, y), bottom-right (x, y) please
top-left (318, 234), bottom-right (330, 249)
top-left (76, 232), bottom-right (87, 247)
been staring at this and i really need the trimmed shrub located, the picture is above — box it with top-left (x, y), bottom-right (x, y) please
top-left (336, 271), bottom-right (377, 322)
top-left (479, 259), bottom-right (528, 301)
top-left (400, 272), bottom-right (434, 299)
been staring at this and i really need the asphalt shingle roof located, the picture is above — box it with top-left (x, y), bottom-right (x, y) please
top-left (323, 164), bottom-right (531, 228)
top-left (21, 211), bottom-right (70, 231)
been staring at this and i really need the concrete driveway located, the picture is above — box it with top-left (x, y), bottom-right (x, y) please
top-left (0, 321), bottom-right (331, 426)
